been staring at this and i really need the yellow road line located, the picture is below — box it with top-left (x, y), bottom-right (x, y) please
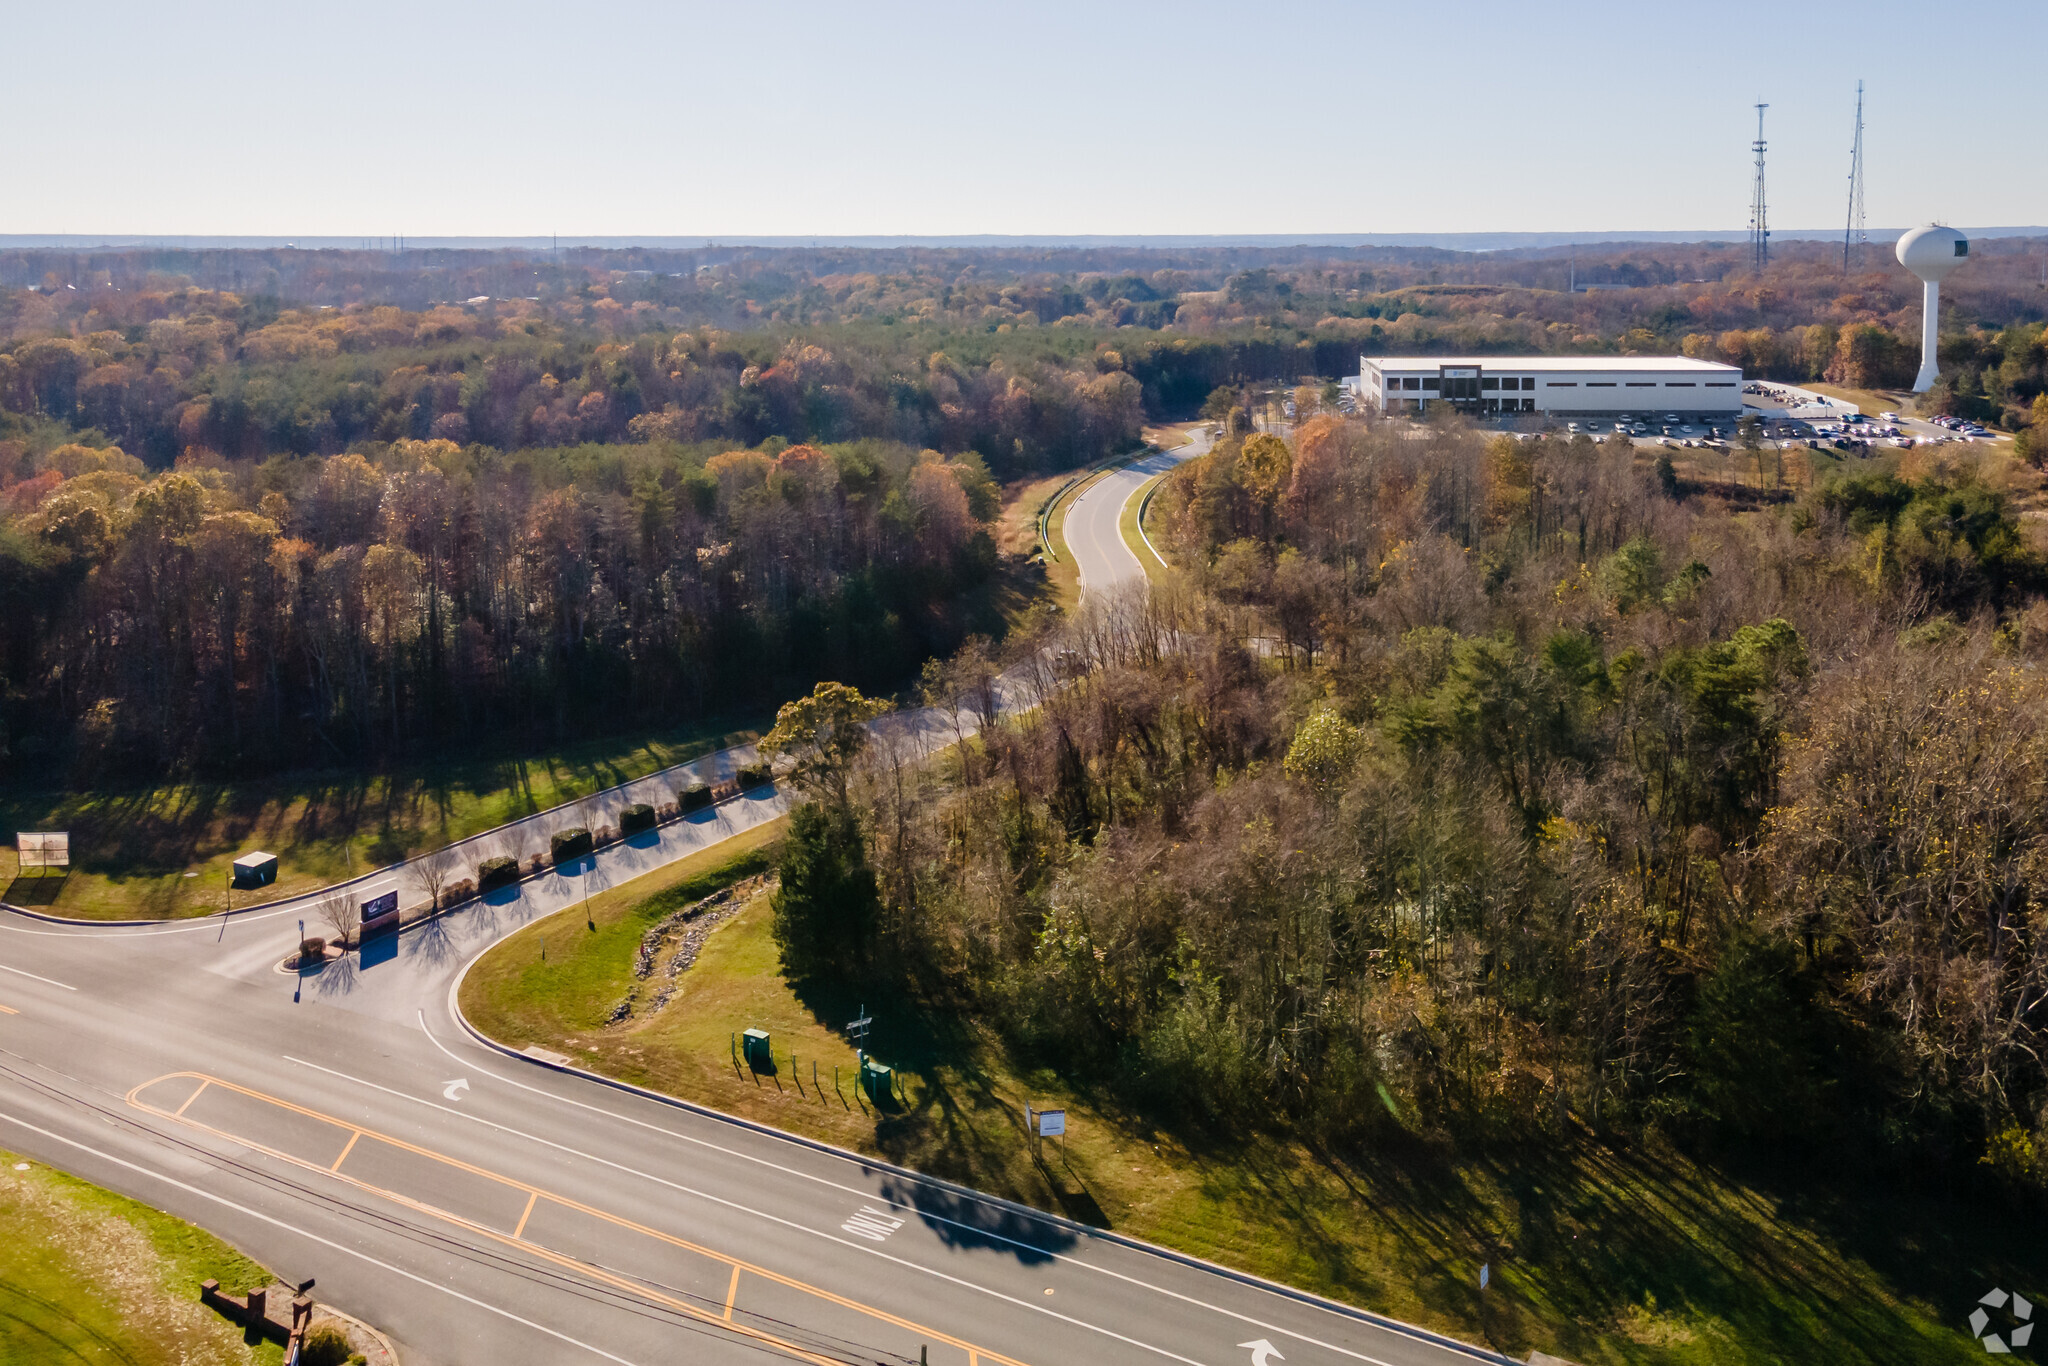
top-left (724, 1264), bottom-right (741, 1321)
top-left (330, 1130), bottom-right (360, 1172)
top-left (513, 1190), bottom-right (538, 1240)
top-left (0, 1004), bottom-right (17, 1015)
top-left (130, 1072), bottom-right (1027, 1366)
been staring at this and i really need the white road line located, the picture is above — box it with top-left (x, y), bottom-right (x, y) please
top-left (413, 1012), bottom-right (1442, 1366)
top-left (0, 1105), bottom-right (646, 1366)
top-left (295, 1043), bottom-right (1220, 1366)
top-left (0, 962), bottom-right (76, 990)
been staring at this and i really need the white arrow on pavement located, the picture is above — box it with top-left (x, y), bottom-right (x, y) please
top-left (1238, 1340), bottom-right (1284, 1366)
top-left (442, 1078), bottom-right (469, 1101)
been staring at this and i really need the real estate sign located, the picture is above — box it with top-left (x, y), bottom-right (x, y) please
top-left (15, 832), bottom-right (69, 871)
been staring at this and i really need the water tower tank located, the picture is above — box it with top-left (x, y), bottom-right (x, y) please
top-left (1895, 224), bottom-right (1968, 392)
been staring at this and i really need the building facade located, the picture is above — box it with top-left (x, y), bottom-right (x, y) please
top-left (1362, 355), bottom-right (1743, 420)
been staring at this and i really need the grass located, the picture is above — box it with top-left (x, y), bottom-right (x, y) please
top-left (0, 1149), bottom-right (285, 1366)
top-left (459, 840), bottom-right (2019, 1366)
top-left (1121, 472), bottom-right (1171, 584)
top-left (0, 715), bottom-right (758, 921)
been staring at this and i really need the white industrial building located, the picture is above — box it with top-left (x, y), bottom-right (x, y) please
top-left (1362, 355), bottom-right (1744, 420)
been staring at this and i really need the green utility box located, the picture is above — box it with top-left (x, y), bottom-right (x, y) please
top-left (860, 1058), bottom-right (893, 1104)
top-left (741, 1027), bottom-right (772, 1072)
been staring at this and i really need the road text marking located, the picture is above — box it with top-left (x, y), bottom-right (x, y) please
top-left (842, 1205), bottom-right (907, 1242)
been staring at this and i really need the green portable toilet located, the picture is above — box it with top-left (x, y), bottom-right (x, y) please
top-left (861, 1057), bottom-right (893, 1104)
top-left (741, 1028), bottom-right (772, 1072)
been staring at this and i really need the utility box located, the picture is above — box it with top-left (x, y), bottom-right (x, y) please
top-left (231, 851), bottom-right (278, 890)
top-left (861, 1058), bottom-right (893, 1104)
top-left (741, 1027), bottom-right (772, 1072)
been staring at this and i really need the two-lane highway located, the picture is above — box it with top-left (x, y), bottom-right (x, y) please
top-left (1062, 429), bottom-right (1210, 598)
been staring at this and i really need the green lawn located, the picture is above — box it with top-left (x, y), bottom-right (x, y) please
top-left (0, 716), bottom-right (758, 920)
top-left (0, 1150), bottom-right (284, 1366)
top-left (458, 838), bottom-right (2008, 1366)
top-left (1120, 471), bottom-right (1171, 585)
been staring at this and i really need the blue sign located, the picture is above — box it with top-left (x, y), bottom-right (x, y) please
top-left (360, 890), bottom-right (399, 938)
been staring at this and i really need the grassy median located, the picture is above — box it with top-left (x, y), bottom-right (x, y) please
top-left (457, 836), bottom-right (1999, 1366)
top-left (0, 1150), bottom-right (284, 1366)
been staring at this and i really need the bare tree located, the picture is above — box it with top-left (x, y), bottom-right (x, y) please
top-left (316, 887), bottom-right (360, 950)
top-left (409, 842), bottom-right (458, 915)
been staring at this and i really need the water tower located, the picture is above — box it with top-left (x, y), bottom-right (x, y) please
top-left (1895, 223), bottom-right (1969, 392)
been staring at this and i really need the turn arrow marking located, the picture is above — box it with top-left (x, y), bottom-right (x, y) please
top-left (442, 1078), bottom-right (470, 1101)
top-left (1238, 1340), bottom-right (1284, 1366)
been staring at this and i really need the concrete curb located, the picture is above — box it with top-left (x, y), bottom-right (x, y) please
top-left (0, 742), bottom-right (760, 928)
top-left (446, 938), bottom-right (1510, 1366)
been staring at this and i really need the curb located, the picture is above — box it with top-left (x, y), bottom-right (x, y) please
top-left (0, 743), bottom-right (762, 928)
top-left (446, 945), bottom-right (1509, 1366)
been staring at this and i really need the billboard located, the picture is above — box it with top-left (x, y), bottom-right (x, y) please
top-left (15, 832), bottom-right (69, 871)
top-left (359, 889), bottom-right (399, 939)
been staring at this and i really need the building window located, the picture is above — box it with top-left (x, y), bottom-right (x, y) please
top-left (1402, 377), bottom-right (1420, 391)
top-left (1521, 378), bottom-right (1536, 390)
top-left (1481, 377), bottom-right (1499, 390)
top-left (1422, 378), bottom-right (1441, 391)
top-left (1522, 398), bottom-right (1535, 411)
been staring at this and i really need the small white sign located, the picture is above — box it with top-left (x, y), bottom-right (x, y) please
top-left (1036, 1109), bottom-right (1066, 1138)
top-left (1480, 1262), bottom-right (1490, 1291)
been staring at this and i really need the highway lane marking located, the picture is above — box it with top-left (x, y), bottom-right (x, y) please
top-left (173, 1079), bottom-right (210, 1118)
top-left (406, 1022), bottom-right (1440, 1366)
top-left (131, 1071), bottom-right (1029, 1366)
top-left (514, 1190), bottom-right (538, 1239)
top-left (389, 1035), bottom-right (1227, 1366)
top-left (0, 962), bottom-right (76, 990)
top-left (723, 1265), bottom-right (741, 1321)
top-left (331, 1130), bottom-right (360, 1171)
top-left (0, 1105), bottom-right (651, 1366)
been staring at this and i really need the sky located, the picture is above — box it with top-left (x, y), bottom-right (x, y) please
top-left (9, 0), bottom-right (2044, 238)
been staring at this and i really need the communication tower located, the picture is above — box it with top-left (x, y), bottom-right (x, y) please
top-left (1843, 81), bottom-right (1867, 272)
top-left (1748, 103), bottom-right (1770, 272)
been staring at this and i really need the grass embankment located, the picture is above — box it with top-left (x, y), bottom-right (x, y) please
top-left (0, 717), bottom-right (756, 921)
top-left (1121, 473), bottom-right (1171, 584)
top-left (0, 1150), bottom-right (284, 1366)
top-left (460, 842), bottom-right (2000, 1366)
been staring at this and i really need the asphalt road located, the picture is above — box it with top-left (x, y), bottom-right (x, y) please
top-left (1062, 430), bottom-right (1211, 598)
top-left (0, 430), bottom-right (1503, 1366)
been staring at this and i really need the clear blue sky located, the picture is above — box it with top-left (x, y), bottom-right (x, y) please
top-left (12, 0), bottom-right (2043, 237)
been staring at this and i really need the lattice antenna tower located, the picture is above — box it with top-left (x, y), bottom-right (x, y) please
top-left (1749, 102), bottom-right (1770, 272)
top-left (1844, 81), bottom-right (1867, 272)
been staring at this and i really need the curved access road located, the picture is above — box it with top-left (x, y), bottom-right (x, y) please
top-left (1062, 429), bottom-right (1210, 597)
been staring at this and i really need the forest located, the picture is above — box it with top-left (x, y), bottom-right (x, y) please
top-left (2, 239), bottom-right (2046, 782)
top-left (771, 408), bottom-right (2048, 1207)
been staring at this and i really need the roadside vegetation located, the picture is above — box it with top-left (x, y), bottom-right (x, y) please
top-left (0, 1149), bottom-right (284, 1366)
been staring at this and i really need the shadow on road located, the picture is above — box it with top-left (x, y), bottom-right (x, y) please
top-left (872, 1173), bottom-right (1076, 1263)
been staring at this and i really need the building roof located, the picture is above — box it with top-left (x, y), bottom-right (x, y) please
top-left (1364, 355), bottom-right (1738, 374)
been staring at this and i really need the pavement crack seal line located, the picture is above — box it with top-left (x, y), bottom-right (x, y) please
top-left (0, 1104), bottom-right (650, 1366)
top-left (0, 1058), bottom-right (806, 1360)
top-left (128, 1070), bottom-right (1027, 1366)
top-left (426, 989), bottom-right (1483, 1366)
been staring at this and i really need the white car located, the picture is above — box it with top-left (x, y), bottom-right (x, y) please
top-left (1880, 412), bottom-right (1900, 422)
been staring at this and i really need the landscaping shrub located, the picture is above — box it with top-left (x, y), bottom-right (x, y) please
top-left (550, 827), bottom-right (593, 864)
top-left (299, 1323), bottom-right (353, 1366)
top-left (620, 802), bottom-right (656, 834)
top-left (477, 855), bottom-right (520, 890)
top-left (735, 762), bottom-right (772, 790)
top-left (678, 782), bottom-right (713, 812)
top-left (440, 878), bottom-right (476, 908)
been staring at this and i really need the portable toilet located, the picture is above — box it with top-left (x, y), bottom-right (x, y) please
top-left (741, 1028), bottom-right (772, 1072)
top-left (232, 851), bottom-right (278, 890)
